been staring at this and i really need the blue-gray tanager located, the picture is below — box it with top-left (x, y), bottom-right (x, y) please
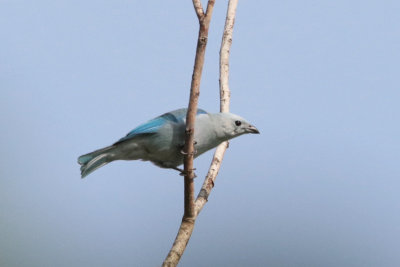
top-left (78, 108), bottom-right (259, 178)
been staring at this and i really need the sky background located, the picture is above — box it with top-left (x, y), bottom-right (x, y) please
top-left (1, 0), bottom-right (399, 266)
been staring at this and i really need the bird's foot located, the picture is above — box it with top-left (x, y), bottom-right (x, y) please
top-left (180, 141), bottom-right (198, 156)
top-left (174, 167), bottom-right (197, 179)
top-left (180, 149), bottom-right (198, 156)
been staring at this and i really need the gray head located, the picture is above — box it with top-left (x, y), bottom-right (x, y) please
top-left (214, 112), bottom-right (260, 139)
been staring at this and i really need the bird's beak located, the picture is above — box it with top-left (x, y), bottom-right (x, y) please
top-left (246, 125), bottom-right (260, 134)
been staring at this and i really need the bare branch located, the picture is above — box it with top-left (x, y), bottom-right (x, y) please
top-left (192, 0), bottom-right (204, 19)
top-left (162, 218), bottom-right (195, 266)
top-left (182, 0), bottom-right (215, 217)
top-left (204, 0), bottom-right (216, 23)
top-left (195, 141), bottom-right (229, 212)
top-left (219, 0), bottom-right (237, 112)
top-left (163, 1), bottom-right (238, 265)
top-left (195, 0), bottom-right (238, 212)
top-left (162, 1), bottom-right (216, 266)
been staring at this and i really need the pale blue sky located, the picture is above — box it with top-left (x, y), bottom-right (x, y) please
top-left (1, 1), bottom-right (399, 266)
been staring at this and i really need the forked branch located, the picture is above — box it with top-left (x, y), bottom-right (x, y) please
top-left (163, 1), bottom-right (238, 266)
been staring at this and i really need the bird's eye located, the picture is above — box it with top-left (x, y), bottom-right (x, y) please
top-left (235, 120), bottom-right (242, 126)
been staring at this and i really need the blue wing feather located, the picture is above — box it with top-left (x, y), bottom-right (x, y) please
top-left (115, 108), bottom-right (207, 143)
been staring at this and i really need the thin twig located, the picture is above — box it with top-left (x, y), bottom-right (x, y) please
top-left (195, 141), bottom-right (229, 213)
top-left (195, 0), bottom-right (238, 212)
top-left (192, 0), bottom-right (204, 19)
top-left (219, 0), bottom-right (237, 113)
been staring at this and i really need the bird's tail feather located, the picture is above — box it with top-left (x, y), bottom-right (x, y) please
top-left (78, 146), bottom-right (115, 178)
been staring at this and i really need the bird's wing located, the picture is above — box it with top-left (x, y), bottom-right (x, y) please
top-left (115, 108), bottom-right (208, 144)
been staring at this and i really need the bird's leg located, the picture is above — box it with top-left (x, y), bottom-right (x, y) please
top-left (171, 166), bottom-right (184, 173)
top-left (156, 162), bottom-right (197, 178)
top-left (176, 140), bottom-right (198, 178)
top-left (170, 166), bottom-right (197, 178)
top-left (180, 168), bottom-right (197, 178)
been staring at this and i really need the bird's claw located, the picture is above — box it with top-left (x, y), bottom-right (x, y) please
top-left (180, 149), bottom-right (197, 156)
top-left (179, 168), bottom-right (197, 179)
top-left (180, 141), bottom-right (198, 155)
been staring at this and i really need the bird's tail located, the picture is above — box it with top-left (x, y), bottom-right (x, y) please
top-left (78, 145), bottom-right (116, 178)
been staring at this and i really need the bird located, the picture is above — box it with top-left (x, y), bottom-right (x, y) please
top-left (78, 108), bottom-right (259, 178)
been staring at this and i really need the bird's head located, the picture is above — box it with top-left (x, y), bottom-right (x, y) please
top-left (216, 112), bottom-right (260, 139)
